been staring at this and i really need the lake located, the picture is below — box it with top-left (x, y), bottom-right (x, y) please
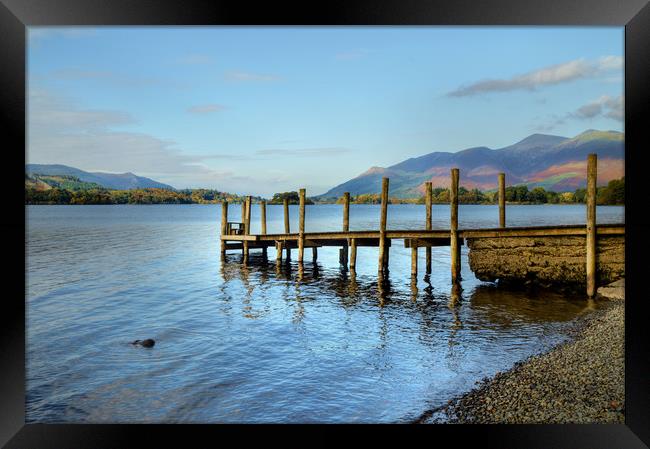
top-left (25, 204), bottom-right (624, 423)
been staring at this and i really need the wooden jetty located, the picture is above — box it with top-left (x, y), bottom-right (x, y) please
top-left (220, 154), bottom-right (624, 297)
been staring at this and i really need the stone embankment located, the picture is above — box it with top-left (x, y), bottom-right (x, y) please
top-left (467, 235), bottom-right (624, 288)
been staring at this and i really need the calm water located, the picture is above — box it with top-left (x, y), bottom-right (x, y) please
top-left (26, 204), bottom-right (624, 423)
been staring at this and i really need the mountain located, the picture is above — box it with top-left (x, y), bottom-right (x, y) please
top-left (318, 130), bottom-right (624, 198)
top-left (25, 164), bottom-right (175, 190)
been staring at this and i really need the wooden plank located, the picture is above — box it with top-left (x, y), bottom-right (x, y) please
top-left (498, 172), bottom-right (506, 228)
top-left (378, 177), bottom-right (389, 274)
top-left (220, 201), bottom-right (228, 255)
top-left (298, 188), bottom-right (306, 262)
top-left (425, 181), bottom-right (432, 274)
top-left (586, 154), bottom-right (597, 298)
top-left (450, 168), bottom-right (460, 284)
top-left (404, 238), bottom-right (464, 248)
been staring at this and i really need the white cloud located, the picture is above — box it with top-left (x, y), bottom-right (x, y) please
top-left (448, 56), bottom-right (623, 97)
top-left (570, 95), bottom-right (623, 122)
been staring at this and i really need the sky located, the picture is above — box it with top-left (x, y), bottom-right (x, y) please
top-left (27, 27), bottom-right (624, 196)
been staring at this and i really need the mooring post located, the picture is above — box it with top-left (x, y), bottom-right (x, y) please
top-left (411, 245), bottom-right (418, 277)
top-left (276, 241), bottom-right (283, 262)
top-left (260, 200), bottom-right (267, 258)
top-left (240, 201), bottom-right (246, 255)
top-left (586, 154), bottom-right (597, 298)
top-left (378, 177), bottom-right (389, 274)
top-left (425, 181), bottom-right (432, 274)
top-left (450, 168), bottom-right (460, 284)
top-left (498, 172), bottom-right (506, 228)
top-left (283, 198), bottom-right (291, 260)
top-left (220, 201), bottom-right (228, 256)
top-left (243, 196), bottom-right (252, 262)
top-left (312, 247), bottom-right (318, 261)
top-left (350, 238), bottom-right (357, 271)
top-left (298, 189), bottom-right (306, 263)
top-left (340, 192), bottom-right (350, 267)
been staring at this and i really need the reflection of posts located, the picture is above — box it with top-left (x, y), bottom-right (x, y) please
top-left (450, 168), bottom-right (461, 284)
top-left (586, 154), bottom-right (597, 298)
top-left (410, 277), bottom-right (418, 301)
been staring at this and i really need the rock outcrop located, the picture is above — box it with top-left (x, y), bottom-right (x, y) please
top-left (467, 235), bottom-right (624, 288)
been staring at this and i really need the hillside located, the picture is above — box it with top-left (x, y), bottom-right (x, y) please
top-left (25, 164), bottom-right (175, 190)
top-left (318, 130), bottom-right (624, 199)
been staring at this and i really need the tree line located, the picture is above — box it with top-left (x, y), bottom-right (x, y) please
top-left (25, 187), bottom-right (263, 205)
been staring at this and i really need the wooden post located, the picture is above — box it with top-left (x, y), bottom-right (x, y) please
top-left (498, 172), bottom-right (506, 228)
top-left (425, 181), bottom-right (432, 274)
top-left (283, 198), bottom-right (291, 260)
top-left (276, 241), bottom-right (283, 262)
top-left (411, 245), bottom-right (418, 277)
top-left (378, 177), bottom-right (389, 274)
top-left (240, 201), bottom-right (246, 255)
top-left (586, 154), bottom-right (597, 298)
top-left (450, 168), bottom-right (460, 284)
top-left (312, 247), bottom-right (318, 261)
top-left (298, 189), bottom-right (306, 263)
top-left (220, 201), bottom-right (228, 256)
top-left (341, 192), bottom-right (350, 267)
top-left (243, 196), bottom-right (252, 261)
top-left (260, 200), bottom-right (267, 258)
top-left (350, 238), bottom-right (357, 271)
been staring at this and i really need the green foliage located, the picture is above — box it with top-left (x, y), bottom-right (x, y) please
top-left (269, 191), bottom-right (314, 205)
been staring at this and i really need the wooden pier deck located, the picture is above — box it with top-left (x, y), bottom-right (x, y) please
top-left (220, 154), bottom-right (624, 297)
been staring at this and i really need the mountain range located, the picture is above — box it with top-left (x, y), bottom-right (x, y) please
top-left (318, 130), bottom-right (624, 198)
top-left (25, 164), bottom-right (175, 190)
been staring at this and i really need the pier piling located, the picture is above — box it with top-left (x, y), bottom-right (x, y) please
top-left (586, 154), bottom-right (597, 298)
top-left (350, 238), bottom-right (357, 271)
top-left (450, 168), bottom-right (460, 284)
top-left (411, 246), bottom-right (418, 277)
top-left (283, 198), bottom-right (291, 260)
top-left (498, 173), bottom-right (506, 228)
top-left (220, 201), bottom-right (228, 256)
top-left (243, 196), bottom-right (252, 262)
top-left (378, 177), bottom-right (389, 275)
top-left (340, 192), bottom-right (350, 267)
top-left (260, 200), bottom-right (267, 258)
top-left (298, 189), bottom-right (306, 263)
top-left (425, 181), bottom-right (432, 274)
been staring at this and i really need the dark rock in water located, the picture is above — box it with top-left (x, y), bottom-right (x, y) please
top-left (132, 338), bottom-right (155, 348)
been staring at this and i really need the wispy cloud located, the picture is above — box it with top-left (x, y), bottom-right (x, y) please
top-left (224, 70), bottom-right (281, 82)
top-left (533, 94), bottom-right (624, 131)
top-left (570, 95), bottom-right (623, 122)
top-left (27, 87), bottom-right (253, 189)
top-left (187, 104), bottom-right (227, 114)
top-left (448, 56), bottom-right (623, 97)
top-left (255, 148), bottom-right (352, 157)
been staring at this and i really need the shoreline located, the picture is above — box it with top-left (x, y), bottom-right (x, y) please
top-left (417, 285), bottom-right (625, 424)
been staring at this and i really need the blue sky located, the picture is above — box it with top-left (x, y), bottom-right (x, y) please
top-left (27, 27), bottom-right (623, 196)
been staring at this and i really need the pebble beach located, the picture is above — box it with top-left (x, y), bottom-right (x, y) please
top-left (419, 280), bottom-right (625, 424)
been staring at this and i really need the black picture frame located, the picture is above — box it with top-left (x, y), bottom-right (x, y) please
top-left (2, 0), bottom-right (649, 446)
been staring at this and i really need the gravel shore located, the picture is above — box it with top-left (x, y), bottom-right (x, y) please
top-left (419, 285), bottom-right (625, 424)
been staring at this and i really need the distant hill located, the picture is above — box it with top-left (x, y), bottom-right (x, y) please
top-left (317, 129), bottom-right (624, 199)
top-left (25, 164), bottom-right (175, 190)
